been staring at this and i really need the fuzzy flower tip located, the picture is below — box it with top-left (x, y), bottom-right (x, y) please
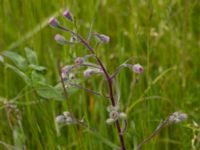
top-left (63, 9), bottom-right (73, 21)
top-left (54, 34), bottom-right (67, 45)
top-left (61, 65), bottom-right (73, 78)
top-left (83, 68), bottom-right (95, 77)
top-left (169, 112), bottom-right (188, 124)
top-left (109, 111), bottom-right (119, 121)
top-left (48, 17), bottom-right (59, 28)
top-left (55, 115), bottom-right (65, 123)
top-left (95, 33), bottom-right (110, 43)
top-left (55, 112), bottom-right (75, 125)
top-left (75, 57), bottom-right (84, 65)
top-left (132, 64), bottom-right (144, 74)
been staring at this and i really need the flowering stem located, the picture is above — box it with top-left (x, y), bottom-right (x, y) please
top-left (68, 82), bottom-right (107, 98)
top-left (58, 25), bottom-right (126, 150)
top-left (57, 60), bottom-right (72, 114)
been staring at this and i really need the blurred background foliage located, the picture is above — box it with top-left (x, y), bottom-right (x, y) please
top-left (0, 0), bottom-right (200, 149)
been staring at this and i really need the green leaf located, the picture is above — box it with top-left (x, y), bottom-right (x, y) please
top-left (35, 83), bottom-right (64, 101)
top-left (54, 82), bottom-right (79, 96)
top-left (5, 63), bottom-right (30, 84)
top-left (3, 51), bottom-right (28, 70)
top-left (31, 71), bottom-right (47, 84)
top-left (25, 47), bottom-right (38, 65)
top-left (29, 64), bottom-right (47, 73)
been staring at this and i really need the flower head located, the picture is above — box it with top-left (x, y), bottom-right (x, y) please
top-left (132, 64), bottom-right (144, 74)
top-left (168, 112), bottom-right (188, 124)
top-left (63, 111), bottom-right (71, 118)
top-left (94, 33), bottom-right (110, 43)
top-left (55, 115), bottom-right (66, 123)
top-left (63, 9), bottom-right (73, 21)
top-left (61, 65), bottom-right (74, 78)
top-left (83, 68), bottom-right (95, 77)
top-left (54, 34), bottom-right (67, 45)
top-left (109, 111), bottom-right (119, 121)
top-left (48, 17), bottom-right (59, 28)
top-left (75, 57), bottom-right (84, 65)
top-left (55, 112), bottom-right (75, 125)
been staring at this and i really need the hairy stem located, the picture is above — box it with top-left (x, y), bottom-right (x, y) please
top-left (136, 119), bottom-right (169, 150)
top-left (58, 26), bottom-right (126, 150)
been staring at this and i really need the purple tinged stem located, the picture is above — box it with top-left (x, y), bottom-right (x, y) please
top-left (57, 25), bottom-right (126, 150)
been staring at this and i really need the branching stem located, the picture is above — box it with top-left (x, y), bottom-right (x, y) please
top-left (58, 25), bottom-right (126, 150)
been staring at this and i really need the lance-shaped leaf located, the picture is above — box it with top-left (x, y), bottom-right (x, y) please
top-left (3, 51), bottom-right (28, 71)
top-left (25, 47), bottom-right (38, 65)
top-left (5, 63), bottom-right (30, 84)
top-left (34, 83), bottom-right (64, 101)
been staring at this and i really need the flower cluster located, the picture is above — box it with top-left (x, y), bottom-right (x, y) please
top-left (168, 112), bottom-right (188, 124)
top-left (123, 63), bottom-right (144, 74)
top-left (94, 33), bottom-right (110, 43)
top-left (106, 105), bottom-right (127, 125)
top-left (49, 8), bottom-right (145, 150)
top-left (55, 111), bottom-right (76, 125)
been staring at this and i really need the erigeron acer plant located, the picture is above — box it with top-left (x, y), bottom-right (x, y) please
top-left (49, 9), bottom-right (187, 150)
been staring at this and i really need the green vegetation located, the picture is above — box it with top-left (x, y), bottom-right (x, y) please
top-left (0, 0), bottom-right (199, 149)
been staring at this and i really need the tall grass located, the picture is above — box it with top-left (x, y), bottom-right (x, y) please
top-left (0, 0), bottom-right (199, 149)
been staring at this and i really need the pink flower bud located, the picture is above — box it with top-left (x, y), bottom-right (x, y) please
top-left (132, 64), bottom-right (144, 74)
top-left (74, 57), bottom-right (84, 65)
top-left (54, 34), bottom-right (67, 45)
top-left (63, 9), bottom-right (73, 21)
top-left (48, 17), bottom-right (59, 28)
top-left (94, 33), bottom-right (110, 43)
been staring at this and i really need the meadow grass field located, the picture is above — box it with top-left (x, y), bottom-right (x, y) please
top-left (0, 0), bottom-right (199, 150)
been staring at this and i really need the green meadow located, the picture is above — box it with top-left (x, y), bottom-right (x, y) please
top-left (0, 0), bottom-right (199, 149)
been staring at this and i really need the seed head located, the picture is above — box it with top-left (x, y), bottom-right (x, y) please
top-left (48, 17), bottom-right (59, 28)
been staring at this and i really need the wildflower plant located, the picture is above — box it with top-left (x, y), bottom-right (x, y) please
top-left (0, 8), bottom-right (188, 150)
top-left (49, 9), bottom-right (188, 150)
